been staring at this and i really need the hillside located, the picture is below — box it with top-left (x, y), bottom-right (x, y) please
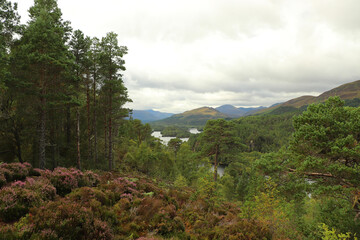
top-left (258, 80), bottom-right (360, 114)
top-left (317, 80), bottom-right (360, 102)
top-left (151, 107), bottom-right (228, 127)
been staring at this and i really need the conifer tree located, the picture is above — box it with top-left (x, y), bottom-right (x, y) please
top-left (69, 29), bottom-right (91, 170)
top-left (11, 0), bottom-right (72, 168)
top-left (0, 0), bottom-right (21, 162)
top-left (99, 32), bottom-right (130, 170)
top-left (199, 119), bottom-right (244, 181)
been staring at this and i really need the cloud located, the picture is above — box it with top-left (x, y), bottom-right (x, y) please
top-left (12, 0), bottom-right (360, 113)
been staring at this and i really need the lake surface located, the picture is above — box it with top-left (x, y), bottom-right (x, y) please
top-left (151, 128), bottom-right (201, 145)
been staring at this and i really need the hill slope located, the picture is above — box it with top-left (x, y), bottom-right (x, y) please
top-left (259, 80), bottom-right (360, 114)
top-left (151, 107), bottom-right (228, 127)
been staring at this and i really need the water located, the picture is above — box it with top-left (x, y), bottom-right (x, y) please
top-left (151, 128), bottom-right (201, 145)
top-left (151, 131), bottom-right (189, 145)
top-left (189, 128), bottom-right (201, 134)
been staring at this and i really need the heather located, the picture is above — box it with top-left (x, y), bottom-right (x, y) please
top-left (0, 162), bottom-right (294, 239)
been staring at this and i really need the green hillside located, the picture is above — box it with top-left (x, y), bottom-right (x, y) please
top-left (258, 79), bottom-right (360, 114)
top-left (151, 107), bottom-right (228, 128)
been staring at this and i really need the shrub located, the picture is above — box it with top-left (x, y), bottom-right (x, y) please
top-left (0, 162), bottom-right (32, 183)
top-left (0, 177), bottom-right (56, 222)
top-left (39, 167), bottom-right (100, 197)
top-left (100, 177), bottom-right (141, 203)
top-left (0, 168), bottom-right (8, 188)
top-left (14, 199), bottom-right (113, 240)
top-left (68, 187), bottom-right (111, 206)
top-left (48, 167), bottom-right (79, 196)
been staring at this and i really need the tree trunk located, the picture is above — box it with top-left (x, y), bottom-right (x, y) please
top-left (108, 90), bottom-right (113, 171)
top-left (93, 75), bottom-right (98, 166)
top-left (76, 106), bottom-right (81, 170)
top-left (66, 105), bottom-right (71, 145)
top-left (86, 80), bottom-right (92, 163)
top-left (39, 96), bottom-right (46, 169)
top-left (13, 127), bottom-right (23, 163)
top-left (104, 107), bottom-right (107, 164)
top-left (49, 112), bottom-right (56, 170)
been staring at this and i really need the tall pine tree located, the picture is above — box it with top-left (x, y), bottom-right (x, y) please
top-left (12, 0), bottom-right (72, 168)
top-left (99, 32), bottom-right (130, 170)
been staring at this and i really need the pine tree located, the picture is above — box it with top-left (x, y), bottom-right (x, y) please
top-left (69, 29), bottom-right (91, 170)
top-left (11, 0), bottom-right (72, 169)
top-left (99, 32), bottom-right (130, 170)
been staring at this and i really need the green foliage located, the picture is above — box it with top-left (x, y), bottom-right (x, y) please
top-left (198, 119), bottom-right (246, 181)
top-left (161, 126), bottom-right (190, 138)
top-left (240, 178), bottom-right (303, 239)
top-left (319, 223), bottom-right (358, 240)
top-left (290, 97), bottom-right (360, 229)
top-left (167, 137), bottom-right (182, 158)
top-left (175, 143), bottom-right (205, 185)
top-left (174, 174), bottom-right (187, 188)
top-left (233, 112), bottom-right (296, 153)
top-left (124, 142), bottom-right (176, 180)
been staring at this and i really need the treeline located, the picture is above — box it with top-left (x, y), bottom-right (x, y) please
top-left (0, 0), bottom-right (130, 170)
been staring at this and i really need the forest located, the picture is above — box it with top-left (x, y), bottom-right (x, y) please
top-left (1, 0), bottom-right (360, 239)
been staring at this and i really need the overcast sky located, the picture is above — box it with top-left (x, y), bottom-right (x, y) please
top-left (11, 0), bottom-right (360, 113)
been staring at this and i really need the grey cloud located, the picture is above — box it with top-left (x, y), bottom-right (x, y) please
top-left (12, 0), bottom-right (360, 113)
top-left (311, 0), bottom-right (360, 32)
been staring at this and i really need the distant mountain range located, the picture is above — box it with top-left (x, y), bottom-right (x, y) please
top-left (133, 79), bottom-right (360, 126)
top-left (215, 105), bottom-right (265, 118)
top-left (130, 110), bottom-right (173, 123)
top-left (132, 105), bottom-right (265, 126)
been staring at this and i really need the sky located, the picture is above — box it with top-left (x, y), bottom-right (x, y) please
top-left (11, 0), bottom-right (360, 113)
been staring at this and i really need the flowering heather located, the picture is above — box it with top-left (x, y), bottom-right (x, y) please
top-left (100, 177), bottom-right (141, 202)
top-left (0, 162), bottom-right (32, 183)
top-left (13, 199), bottom-right (113, 240)
top-left (47, 167), bottom-right (79, 196)
top-left (38, 167), bottom-right (100, 197)
top-left (0, 177), bottom-right (56, 222)
top-left (0, 168), bottom-right (9, 188)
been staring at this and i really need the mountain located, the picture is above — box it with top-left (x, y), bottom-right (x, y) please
top-left (258, 80), bottom-right (360, 114)
top-left (130, 110), bottom-right (173, 123)
top-left (151, 107), bottom-right (228, 127)
top-left (216, 105), bottom-right (243, 117)
top-left (216, 105), bottom-right (265, 117)
top-left (240, 106), bottom-right (267, 116)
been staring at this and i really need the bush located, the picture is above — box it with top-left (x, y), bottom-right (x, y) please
top-left (0, 177), bottom-right (56, 222)
top-left (14, 199), bottom-right (113, 240)
top-left (41, 167), bottom-right (100, 196)
top-left (0, 162), bottom-right (32, 184)
top-left (99, 177), bottom-right (141, 203)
